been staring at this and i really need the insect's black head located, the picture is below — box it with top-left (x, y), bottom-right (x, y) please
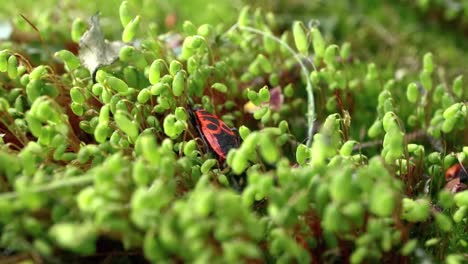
top-left (459, 165), bottom-right (468, 184)
top-left (187, 104), bottom-right (202, 128)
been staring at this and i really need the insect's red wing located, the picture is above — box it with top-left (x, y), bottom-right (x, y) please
top-left (445, 164), bottom-right (461, 181)
top-left (195, 110), bottom-right (239, 161)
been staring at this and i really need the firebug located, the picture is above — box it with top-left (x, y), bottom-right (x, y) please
top-left (445, 163), bottom-right (467, 182)
top-left (444, 163), bottom-right (467, 193)
top-left (188, 107), bottom-right (240, 163)
top-left (188, 107), bottom-right (245, 191)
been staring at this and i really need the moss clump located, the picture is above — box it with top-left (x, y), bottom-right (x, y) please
top-left (0, 1), bottom-right (467, 263)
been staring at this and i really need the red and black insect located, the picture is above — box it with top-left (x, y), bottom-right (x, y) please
top-left (188, 107), bottom-right (240, 163)
top-left (189, 107), bottom-right (245, 191)
top-left (444, 163), bottom-right (467, 193)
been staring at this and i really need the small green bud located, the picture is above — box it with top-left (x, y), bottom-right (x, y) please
top-left (446, 254), bottom-right (464, 264)
top-left (322, 204), bottom-right (344, 232)
top-left (71, 18), bottom-right (87, 43)
top-left (109, 130), bottom-right (121, 146)
top-left (183, 21), bottom-right (197, 35)
top-left (163, 114), bottom-right (181, 139)
top-left (175, 107), bottom-right (187, 121)
top-left (70, 102), bottom-right (84, 116)
top-left (91, 83), bottom-right (103, 96)
top-left (407, 115), bottom-right (417, 127)
top-left (284, 84), bottom-right (294, 97)
top-left (115, 111), bottom-right (139, 141)
top-left (231, 150), bottom-right (249, 175)
top-left (292, 21), bottom-right (308, 54)
top-left (49, 222), bottom-right (96, 255)
top-left (443, 103), bottom-right (462, 119)
top-left (402, 198), bottom-right (431, 222)
top-left (137, 89), bottom-right (151, 104)
top-left (201, 159), bottom-right (217, 174)
top-left (368, 119), bottom-right (383, 138)
top-left (454, 191), bottom-right (468, 207)
top-left (30, 65), bottom-right (47, 80)
top-left (441, 117), bottom-right (457, 133)
top-left (253, 106), bottom-right (268, 120)
top-left (342, 202), bottom-right (364, 225)
top-left (14, 95), bottom-right (25, 113)
top-left (423, 52), bottom-right (433, 73)
top-left (311, 27), bottom-right (325, 58)
top-left (382, 112), bottom-right (398, 133)
top-left (256, 87), bottom-right (269, 103)
top-left (406, 83), bottom-right (419, 103)
top-left (94, 123), bottom-right (109, 143)
top-left (172, 71), bottom-right (185, 96)
top-left (369, 183), bottom-right (396, 217)
top-left (55, 50), bottom-right (80, 71)
top-left (187, 56), bottom-right (198, 74)
top-left (350, 247), bottom-right (367, 264)
top-left (169, 61), bottom-right (182, 76)
top-left (0, 98), bottom-right (9, 111)
top-left (197, 24), bottom-right (212, 37)
top-left (122, 16), bottom-right (140, 43)
top-left (119, 1), bottom-right (132, 27)
top-left (247, 88), bottom-right (258, 102)
top-left (434, 213), bottom-right (452, 232)
top-left (420, 70), bottom-right (432, 91)
top-left (105, 76), bottom-right (128, 94)
top-left (190, 36), bottom-right (205, 49)
top-left (401, 239), bottom-right (417, 256)
top-left (340, 140), bottom-right (357, 156)
top-left (183, 140), bottom-right (197, 156)
top-left (133, 159), bottom-right (151, 186)
top-left (330, 170), bottom-right (357, 203)
top-left (452, 75), bottom-right (463, 97)
top-left (7, 55), bottom-right (18, 79)
top-left (296, 144), bottom-right (309, 166)
top-left (424, 238), bottom-right (440, 247)
top-left (0, 50), bottom-right (8, 72)
top-left (211, 83), bottom-right (227, 93)
top-left (149, 60), bottom-right (162, 85)
top-left (438, 189), bottom-right (453, 209)
top-left (238, 6), bottom-right (249, 27)
top-left (161, 74), bottom-right (173, 85)
top-left (70, 87), bottom-right (85, 104)
top-left (340, 42), bottom-right (351, 60)
top-left (140, 134), bottom-right (159, 163)
top-left (150, 83), bottom-right (169, 96)
top-left (239, 125), bottom-right (251, 140)
top-left (119, 46), bottom-right (134, 62)
top-left (453, 206), bottom-right (466, 223)
top-left (324, 45), bottom-right (338, 69)
top-left (101, 88), bottom-right (111, 104)
top-left (259, 136), bottom-right (279, 164)
top-left (278, 120), bottom-right (289, 133)
top-left (367, 63), bottom-right (378, 80)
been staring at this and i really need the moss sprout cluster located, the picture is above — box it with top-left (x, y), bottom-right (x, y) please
top-left (0, 1), bottom-right (467, 263)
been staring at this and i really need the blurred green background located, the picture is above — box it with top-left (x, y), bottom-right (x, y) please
top-left (1, 0), bottom-right (468, 79)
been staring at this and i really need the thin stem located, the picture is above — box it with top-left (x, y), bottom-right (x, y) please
top-left (0, 174), bottom-right (94, 200)
top-left (223, 23), bottom-right (316, 147)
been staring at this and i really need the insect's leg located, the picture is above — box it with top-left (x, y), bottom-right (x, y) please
top-left (195, 126), bottom-right (211, 154)
top-left (227, 174), bottom-right (242, 193)
top-left (225, 171), bottom-right (247, 193)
